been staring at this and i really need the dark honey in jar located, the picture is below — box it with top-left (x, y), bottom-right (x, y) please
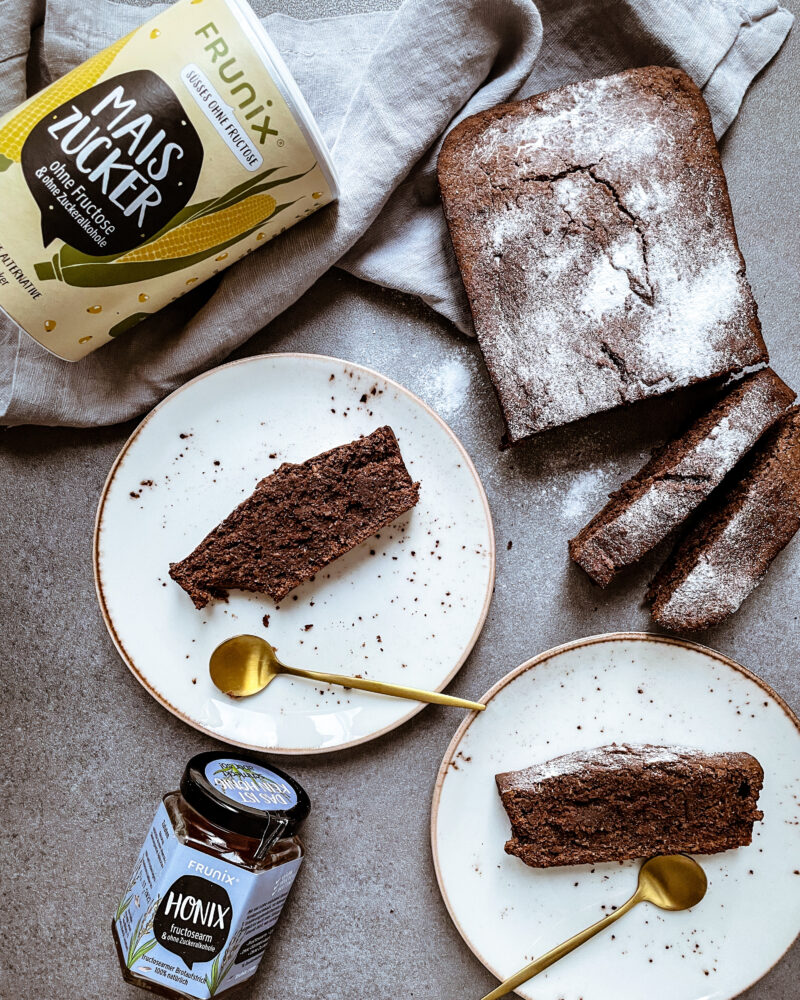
top-left (113, 751), bottom-right (310, 998)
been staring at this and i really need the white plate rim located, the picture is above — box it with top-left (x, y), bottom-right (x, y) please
top-left (93, 352), bottom-right (496, 754)
top-left (430, 631), bottom-right (800, 999)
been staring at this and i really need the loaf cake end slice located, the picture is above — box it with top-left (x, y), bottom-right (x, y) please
top-left (648, 406), bottom-right (800, 631)
top-left (569, 368), bottom-right (795, 586)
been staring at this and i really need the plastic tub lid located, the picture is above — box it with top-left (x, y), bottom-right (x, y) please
top-left (224, 0), bottom-right (340, 201)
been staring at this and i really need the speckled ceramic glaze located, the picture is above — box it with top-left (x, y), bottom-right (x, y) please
top-left (432, 633), bottom-right (800, 1000)
top-left (94, 353), bottom-right (494, 752)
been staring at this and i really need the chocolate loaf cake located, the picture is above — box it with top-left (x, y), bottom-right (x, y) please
top-left (648, 407), bottom-right (800, 631)
top-left (438, 66), bottom-right (767, 443)
top-left (170, 426), bottom-right (420, 608)
top-left (569, 369), bottom-right (795, 586)
top-left (496, 744), bottom-right (764, 868)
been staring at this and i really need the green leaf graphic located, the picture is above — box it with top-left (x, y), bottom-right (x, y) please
top-left (130, 938), bottom-right (157, 966)
top-left (35, 202), bottom-right (296, 287)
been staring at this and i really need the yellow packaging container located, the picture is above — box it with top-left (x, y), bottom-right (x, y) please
top-left (0, 0), bottom-right (338, 360)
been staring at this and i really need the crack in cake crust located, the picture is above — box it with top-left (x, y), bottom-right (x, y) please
top-left (439, 66), bottom-right (767, 442)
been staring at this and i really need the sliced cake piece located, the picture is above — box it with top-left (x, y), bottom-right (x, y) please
top-left (569, 368), bottom-right (795, 586)
top-left (169, 426), bottom-right (420, 608)
top-left (648, 407), bottom-right (800, 631)
top-left (496, 744), bottom-right (764, 868)
top-left (438, 66), bottom-right (767, 443)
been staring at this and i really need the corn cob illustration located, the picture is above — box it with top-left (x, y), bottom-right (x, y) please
top-left (0, 31), bottom-right (134, 172)
top-left (34, 165), bottom-right (317, 287)
top-left (117, 193), bottom-right (277, 263)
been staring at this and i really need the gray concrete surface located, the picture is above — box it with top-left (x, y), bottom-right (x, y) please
top-left (1, 1), bottom-right (798, 998)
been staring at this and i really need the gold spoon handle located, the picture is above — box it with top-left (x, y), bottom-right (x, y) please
top-left (480, 893), bottom-right (641, 1000)
top-left (277, 663), bottom-right (485, 711)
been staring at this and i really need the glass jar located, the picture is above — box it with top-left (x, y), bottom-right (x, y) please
top-left (113, 751), bottom-right (310, 999)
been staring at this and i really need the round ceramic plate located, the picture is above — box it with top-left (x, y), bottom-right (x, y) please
top-left (95, 353), bottom-right (494, 753)
top-left (432, 633), bottom-right (800, 1000)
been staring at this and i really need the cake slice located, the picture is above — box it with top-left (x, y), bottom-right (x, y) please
top-left (569, 369), bottom-right (795, 586)
top-left (438, 66), bottom-right (767, 443)
top-left (648, 407), bottom-right (800, 631)
top-left (169, 426), bottom-right (420, 608)
top-left (496, 744), bottom-right (764, 868)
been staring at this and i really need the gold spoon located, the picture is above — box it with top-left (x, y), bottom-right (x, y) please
top-left (209, 634), bottom-right (486, 711)
top-left (480, 854), bottom-right (707, 1000)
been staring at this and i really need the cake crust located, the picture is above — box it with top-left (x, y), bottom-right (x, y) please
top-left (496, 743), bottom-right (764, 868)
top-left (438, 66), bottom-right (767, 443)
top-left (648, 406), bottom-right (800, 631)
top-left (169, 426), bottom-right (420, 608)
top-left (569, 368), bottom-right (795, 586)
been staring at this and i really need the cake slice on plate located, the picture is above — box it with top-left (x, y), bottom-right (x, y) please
top-left (438, 66), bottom-right (767, 443)
top-left (648, 406), bottom-right (800, 631)
top-left (569, 368), bottom-right (795, 586)
top-left (169, 426), bottom-right (420, 608)
top-left (496, 743), bottom-right (764, 868)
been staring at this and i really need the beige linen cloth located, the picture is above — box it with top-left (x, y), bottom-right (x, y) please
top-left (0, 0), bottom-right (793, 426)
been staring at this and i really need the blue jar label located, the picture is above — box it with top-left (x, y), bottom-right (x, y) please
top-left (114, 801), bottom-right (301, 998)
top-left (204, 758), bottom-right (298, 811)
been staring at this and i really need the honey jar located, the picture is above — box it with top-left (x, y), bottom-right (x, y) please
top-left (113, 751), bottom-right (310, 998)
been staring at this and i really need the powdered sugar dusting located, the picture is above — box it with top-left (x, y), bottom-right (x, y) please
top-left (505, 743), bottom-right (712, 784)
top-left (691, 415), bottom-right (754, 467)
top-left (653, 407), bottom-right (800, 629)
top-left (682, 379), bottom-right (788, 474)
top-left (579, 252), bottom-right (631, 321)
top-left (574, 371), bottom-right (793, 576)
top-left (638, 258), bottom-right (740, 379)
top-left (658, 482), bottom-right (784, 624)
top-left (658, 546), bottom-right (759, 626)
top-left (597, 482), bottom-right (699, 557)
top-left (448, 68), bottom-right (762, 441)
top-left (562, 467), bottom-right (611, 520)
top-left (414, 350), bottom-right (477, 419)
top-left (624, 178), bottom-right (671, 215)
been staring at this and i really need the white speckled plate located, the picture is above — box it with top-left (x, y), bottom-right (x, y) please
top-left (432, 633), bottom-right (800, 1000)
top-left (94, 353), bottom-right (494, 753)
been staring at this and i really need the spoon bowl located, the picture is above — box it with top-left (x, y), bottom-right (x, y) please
top-left (636, 854), bottom-right (707, 911)
top-left (210, 634), bottom-right (281, 698)
top-left (210, 634), bottom-right (486, 711)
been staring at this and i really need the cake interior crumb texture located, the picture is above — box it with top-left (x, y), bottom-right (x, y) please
top-left (496, 744), bottom-right (764, 868)
top-left (169, 426), bottom-right (420, 608)
top-left (648, 406), bottom-right (800, 632)
top-left (438, 66), bottom-right (767, 443)
top-left (569, 368), bottom-right (795, 586)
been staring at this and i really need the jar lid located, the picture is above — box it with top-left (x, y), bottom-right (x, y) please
top-left (181, 751), bottom-right (310, 845)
